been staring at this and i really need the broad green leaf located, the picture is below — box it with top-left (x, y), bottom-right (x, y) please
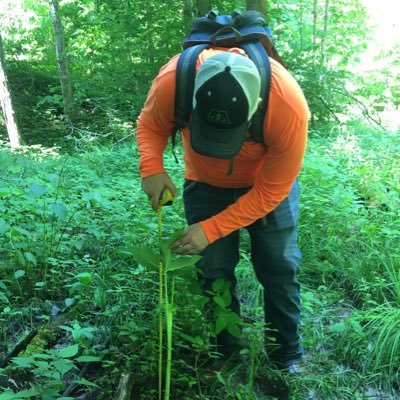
top-left (12, 226), bottom-right (31, 237)
top-left (58, 344), bottom-right (79, 358)
top-left (349, 319), bottom-right (363, 334)
top-left (14, 270), bottom-right (26, 279)
top-left (216, 371), bottom-right (226, 385)
top-left (94, 287), bottom-right (106, 308)
top-left (4, 389), bottom-right (38, 398)
top-left (213, 296), bottom-right (226, 309)
top-left (75, 355), bottom-right (102, 362)
top-left (16, 251), bottom-right (25, 267)
top-left (159, 229), bottom-right (185, 269)
top-left (82, 192), bottom-right (101, 208)
top-left (53, 359), bottom-right (76, 375)
top-left (179, 333), bottom-right (204, 346)
top-left (29, 183), bottom-right (47, 197)
top-left (76, 272), bottom-right (92, 285)
top-left (328, 322), bottom-right (346, 333)
top-left (166, 255), bottom-right (202, 272)
top-left (0, 219), bottom-right (9, 235)
top-left (31, 353), bottom-right (52, 359)
top-left (11, 357), bottom-right (34, 368)
top-left (65, 298), bottom-right (74, 307)
top-left (0, 293), bottom-right (8, 303)
top-left (75, 378), bottom-right (100, 388)
top-left (59, 325), bottom-right (74, 332)
top-left (159, 240), bottom-right (172, 269)
top-left (221, 287), bottom-right (232, 307)
top-left (0, 281), bottom-right (8, 290)
top-left (24, 252), bottom-right (37, 266)
top-left (47, 173), bottom-right (60, 188)
top-left (227, 321), bottom-right (241, 338)
top-left (128, 245), bottom-right (159, 270)
top-left (52, 202), bottom-right (68, 219)
top-left (229, 312), bottom-right (241, 324)
top-left (215, 314), bottom-right (227, 335)
top-left (0, 188), bottom-right (12, 197)
top-left (0, 391), bottom-right (17, 400)
top-left (212, 278), bottom-right (227, 292)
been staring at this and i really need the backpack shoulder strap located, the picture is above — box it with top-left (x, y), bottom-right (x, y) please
top-left (175, 44), bottom-right (209, 130)
top-left (240, 41), bottom-right (271, 145)
top-left (171, 44), bottom-right (208, 162)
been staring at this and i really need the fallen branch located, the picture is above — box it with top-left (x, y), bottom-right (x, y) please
top-left (0, 328), bottom-right (38, 368)
top-left (62, 337), bottom-right (111, 397)
top-left (113, 373), bottom-right (136, 400)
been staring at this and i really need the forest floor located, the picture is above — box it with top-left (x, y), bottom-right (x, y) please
top-left (0, 119), bottom-right (399, 399)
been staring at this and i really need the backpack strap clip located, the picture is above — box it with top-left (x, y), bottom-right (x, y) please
top-left (210, 26), bottom-right (242, 45)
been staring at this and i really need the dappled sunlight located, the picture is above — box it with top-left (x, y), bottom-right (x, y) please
top-left (1, 1), bottom-right (399, 399)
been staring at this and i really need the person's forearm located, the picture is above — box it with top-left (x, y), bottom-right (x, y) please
top-left (136, 117), bottom-right (169, 178)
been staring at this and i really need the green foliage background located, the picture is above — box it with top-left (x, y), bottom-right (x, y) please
top-left (0, 0), bottom-right (399, 399)
top-left (1, 0), bottom-right (398, 146)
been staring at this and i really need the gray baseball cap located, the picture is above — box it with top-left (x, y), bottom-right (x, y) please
top-left (190, 51), bottom-right (261, 159)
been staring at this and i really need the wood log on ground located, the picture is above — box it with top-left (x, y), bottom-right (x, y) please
top-left (113, 373), bottom-right (136, 400)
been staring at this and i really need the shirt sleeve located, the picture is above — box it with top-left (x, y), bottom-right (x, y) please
top-left (136, 56), bottom-right (179, 178)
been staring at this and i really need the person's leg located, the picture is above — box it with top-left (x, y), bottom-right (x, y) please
top-left (246, 180), bottom-right (303, 366)
top-left (183, 180), bottom-right (242, 355)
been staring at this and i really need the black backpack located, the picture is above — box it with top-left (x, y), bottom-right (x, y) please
top-left (173, 10), bottom-right (285, 153)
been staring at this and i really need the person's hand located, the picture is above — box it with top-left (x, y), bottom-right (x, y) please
top-left (171, 223), bottom-right (209, 255)
top-left (141, 172), bottom-right (178, 210)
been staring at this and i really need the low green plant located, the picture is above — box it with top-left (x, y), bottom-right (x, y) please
top-left (206, 278), bottom-right (242, 342)
top-left (334, 304), bottom-right (400, 381)
top-left (1, 344), bottom-right (101, 399)
top-left (129, 229), bottom-right (201, 400)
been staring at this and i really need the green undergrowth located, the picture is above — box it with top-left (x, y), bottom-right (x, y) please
top-left (0, 121), bottom-right (399, 399)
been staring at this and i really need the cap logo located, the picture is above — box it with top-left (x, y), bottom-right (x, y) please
top-left (208, 109), bottom-right (231, 125)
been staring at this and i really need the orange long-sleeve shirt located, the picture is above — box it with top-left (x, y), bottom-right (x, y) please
top-left (136, 47), bottom-right (309, 244)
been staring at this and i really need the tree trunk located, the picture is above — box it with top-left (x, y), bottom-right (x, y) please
top-left (321, 0), bottom-right (330, 66)
top-left (0, 34), bottom-right (21, 149)
top-left (246, 0), bottom-right (266, 17)
top-left (183, 0), bottom-right (193, 30)
top-left (299, 0), bottom-right (304, 50)
top-left (48, 0), bottom-right (76, 123)
top-left (196, 0), bottom-right (211, 17)
top-left (313, 0), bottom-right (318, 49)
top-left (145, 4), bottom-right (156, 67)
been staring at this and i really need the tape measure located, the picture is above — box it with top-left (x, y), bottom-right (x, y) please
top-left (158, 188), bottom-right (174, 207)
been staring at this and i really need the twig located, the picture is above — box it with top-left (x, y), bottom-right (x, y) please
top-left (318, 96), bottom-right (341, 123)
top-left (332, 89), bottom-right (384, 128)
top-left (62, 337), bottom-right (111, 397)
top-left (62, 362), bottom-right (90, 397)
top-left (112, 131), bottom-right (136, 146)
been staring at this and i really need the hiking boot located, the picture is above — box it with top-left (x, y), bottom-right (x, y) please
top-left (283, 362), bottom-right (302, 374)
top-left (273, 358), bottom-right (303, 375)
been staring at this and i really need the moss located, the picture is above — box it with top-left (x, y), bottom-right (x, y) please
top-left (21, 326), bottom-right (56, 357)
